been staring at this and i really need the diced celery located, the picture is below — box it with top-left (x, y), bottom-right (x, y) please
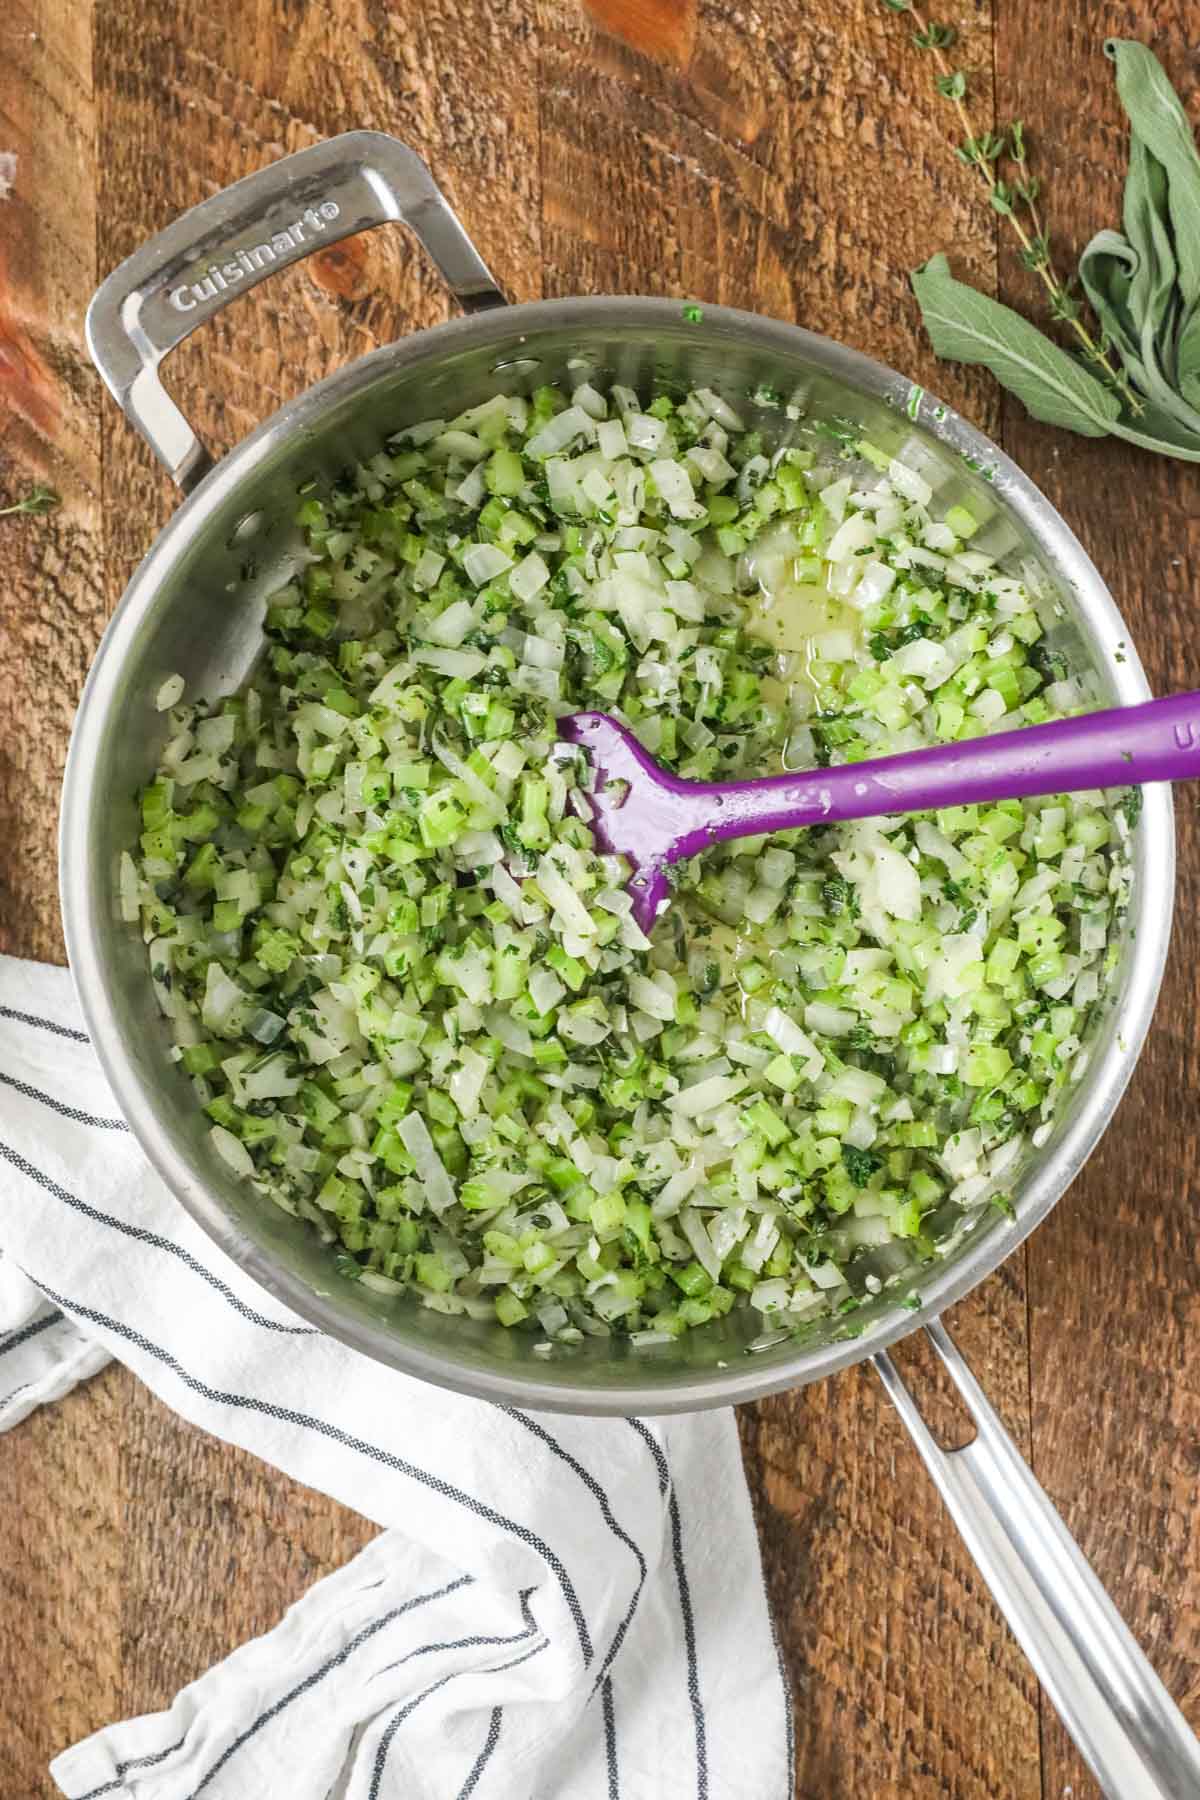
top-left (126, 372), bottom-right (1120, 1350)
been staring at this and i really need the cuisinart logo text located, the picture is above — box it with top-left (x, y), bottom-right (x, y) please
top-left (168, 200), bottom-right (342, 312)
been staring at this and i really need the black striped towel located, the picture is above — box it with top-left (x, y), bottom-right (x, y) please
top-left (0, 956), bottom-right (793, 1799)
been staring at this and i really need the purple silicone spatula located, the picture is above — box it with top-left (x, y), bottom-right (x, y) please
top-left (558, 692), bottom-right (1200, 932)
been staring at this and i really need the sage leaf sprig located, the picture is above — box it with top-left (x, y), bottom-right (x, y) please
top-left (882, 11), bottom-right (1200, 463)
top-left (910, 254), bottom-right (1122, 439)
top-left (1077, 42), bottom-right (1200, 457)
top-left (0, 484), bottom-right (60, 518)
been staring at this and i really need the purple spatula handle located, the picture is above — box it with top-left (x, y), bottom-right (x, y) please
top-left (669, 689), bottom-right (1200, 851)
top-left (560, 692), bottom-right (1199, 929)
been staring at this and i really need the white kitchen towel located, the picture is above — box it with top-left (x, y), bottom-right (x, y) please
top-left (0, 1253), bottom-right (111, 1428)
top-left (0, 956), bottom-right (794, 1800)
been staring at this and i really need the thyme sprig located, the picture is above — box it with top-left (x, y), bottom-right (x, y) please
top-left (882, 0), bottom-right (1140, 411)
top-left (0, 484), bottom-right (61, 518)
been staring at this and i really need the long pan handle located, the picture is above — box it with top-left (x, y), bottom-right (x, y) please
top-left (874, 1320), bottom-right (1200, 1800)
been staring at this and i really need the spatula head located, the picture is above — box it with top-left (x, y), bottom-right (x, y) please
top-left (557, 711), bottom-right (681, 931)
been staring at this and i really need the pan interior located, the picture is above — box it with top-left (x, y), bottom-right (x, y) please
top-left (63, 300), bottom-right (1170, 1411)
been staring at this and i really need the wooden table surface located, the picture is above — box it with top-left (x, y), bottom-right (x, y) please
top-left (2, 1), bottom-right (1198, 1794)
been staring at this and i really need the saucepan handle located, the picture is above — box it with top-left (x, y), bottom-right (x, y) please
top-left (874, 1320), bottom-right (1200, 1800)
top-left (85, 131), bottom-right (505, 491)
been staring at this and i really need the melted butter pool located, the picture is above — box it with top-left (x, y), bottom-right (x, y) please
top-left (683, 524), bottom-right (863, 994)
top-left (741, 522), bottom-right (860, 771)
top-left (742, 522), bottom-right (860, 691)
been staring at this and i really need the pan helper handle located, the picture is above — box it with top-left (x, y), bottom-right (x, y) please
top-left (85, 132), bottom-right (505, 491)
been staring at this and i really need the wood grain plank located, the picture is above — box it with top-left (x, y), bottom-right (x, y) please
top-left (0, 1370), bottom-right (122, 1800)
top-left (740, 1279), bottom-right (1041, 1800)
top-left (995, 9), bottom-right (1200, 1797)
top-left (86, 0), bottom-right (547, 1757)
top-left (0, 7), bottom-right (110, 1786)
top-left (0, 0), bottom-right (102, 965)
top-left (539, 2), bottom-right (1040, 1794)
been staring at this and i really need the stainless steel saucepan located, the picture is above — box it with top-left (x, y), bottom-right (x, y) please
top-left (63, 132), bottom-right (1199, 1797)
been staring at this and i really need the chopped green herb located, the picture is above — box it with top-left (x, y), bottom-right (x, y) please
top-left (125, 367), bottom-right (1130, 1352)
top-left (0, 484), bottom-right (60, 518)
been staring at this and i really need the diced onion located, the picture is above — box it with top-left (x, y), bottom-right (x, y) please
top-left (397, 1112), bottom-right (456, 1214)
top-left (462, 544), bottom-right (512, 586)
top-left (125, 371), bottom-right (1123, 1356)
